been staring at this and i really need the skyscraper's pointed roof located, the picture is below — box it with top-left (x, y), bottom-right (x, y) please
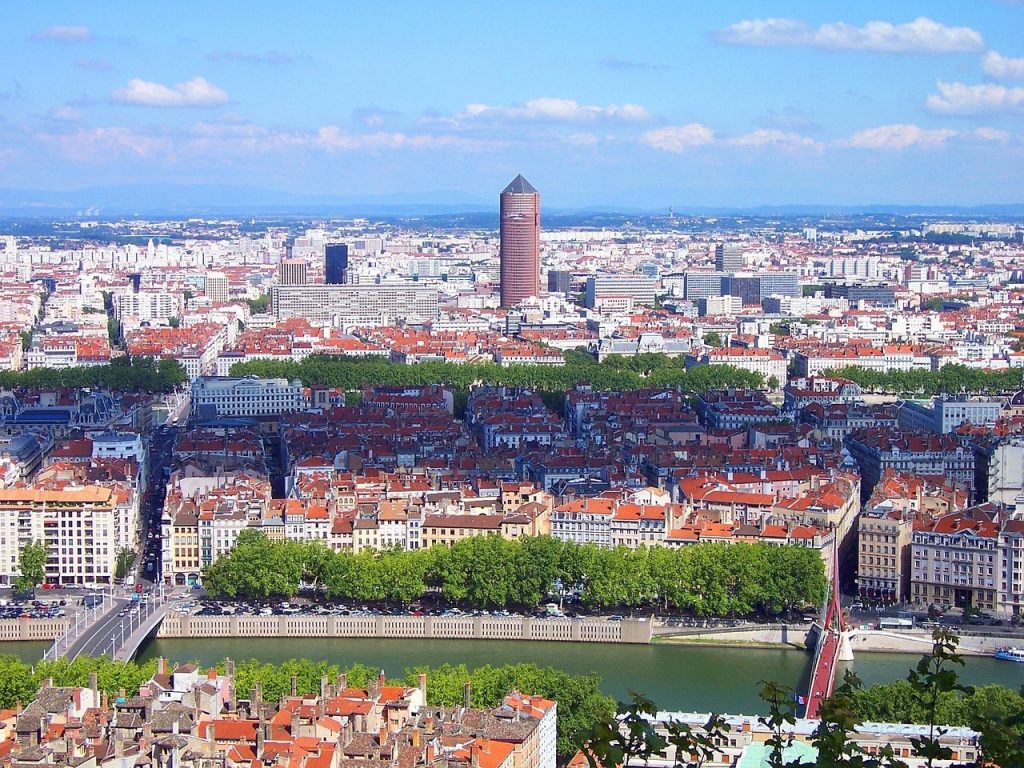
top-left (502, 174), bottom-right (537, 194)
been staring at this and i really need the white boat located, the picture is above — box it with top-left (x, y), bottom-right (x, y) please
top-left (993, 647), bottom-right (1024, 663)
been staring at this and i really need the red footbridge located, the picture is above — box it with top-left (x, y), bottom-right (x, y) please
top-left (802, 546), bottom-right (846, 719)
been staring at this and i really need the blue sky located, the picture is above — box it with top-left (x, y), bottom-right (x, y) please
top-left (1, 1), bottom-right (1022, 209)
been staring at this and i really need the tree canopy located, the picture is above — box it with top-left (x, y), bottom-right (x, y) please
top-left (0, 356), bottom-right (186, 393)
top-left (15, 540), bottom-right (47, 591)
top-left (229, 354), bottom-right (764, 393)
top-left (203, 533), bottom-right (825, 617)
top-left (825, 363), bottom-right (1024, 396)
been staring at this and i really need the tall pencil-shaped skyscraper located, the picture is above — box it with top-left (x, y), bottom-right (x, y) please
top-left (499, 174), bottom-right (540, 307)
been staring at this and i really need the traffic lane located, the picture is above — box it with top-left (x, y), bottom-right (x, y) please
top-left (68, 599), bottom-right (130, 659)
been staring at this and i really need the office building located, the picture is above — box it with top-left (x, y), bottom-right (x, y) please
top-left (191, 376), bottom-right (306, 419)
top-left (499, 174), bottom-right (541, 307)
top-left (697, 295), bottom-right (742, 316)
top-left (683, 272), bottom-right (726, 300)
top-left (279, 258), bottom-right (308, 286)
top-left (756, 271), bottom-right (800, 299)
top-left (272, 283), bottom-right (439, 327)
top-left (715, 243), bottom-right (745, 272)
top-left (723, 275), bottom-right (761, 306)
top-left (585, 274), bottom-right (657, 311)
top-left (205, 271), bottom-right (229, 303)
top-left (825, 282), bottom-right (896, 306)
top-left (723, 272), bottom-right (800, 307)
top-left (547, 270), bottom-right (571, 294)
top-left (897, 396), bottom-right (1002, 434)
top-left (325, 243), bottom-right (349, 285)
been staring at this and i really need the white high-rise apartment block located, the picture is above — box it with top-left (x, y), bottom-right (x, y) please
top-left (205, 271), bottom-right (229, 303)
top-left (114, 291), bottom-right (180, 324)
top-left (0, 486), bottom-right (125, 586)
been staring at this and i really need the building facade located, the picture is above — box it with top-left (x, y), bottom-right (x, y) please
top-left (325, 243), bottom-right (349, 285)
top-left (272, 283), bottom-right (440, 327)
top-left (499, 175), bottom-right (541, 307)
top-left (191, 376), bottom-right (306, 419)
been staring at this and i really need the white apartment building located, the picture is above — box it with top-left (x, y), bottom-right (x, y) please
top-left (697, 348), bottom-right (788, 387)
top-left (898, 396), bottom-right (1002, 434)
top-left (584, 274), bottom-right (658, 310)
top-left (271, 283), bottom-right (440, 327)
top-left (24, 339), bottom-right (77, 369)
top-left (0, 486), bottom-right (121, 586)
top-left (114, 291), bottom-right (180, 325)
top-left (190, 376), bottom-right (306, 419)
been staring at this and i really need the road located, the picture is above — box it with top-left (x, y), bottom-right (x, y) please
top-left (65, 598), bottom-right (132, 659)
top-left (141, 425), bottom-right (176, 584)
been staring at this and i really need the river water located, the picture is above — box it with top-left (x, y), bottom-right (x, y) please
top-left (5, 638), bottom-right (1017, 714)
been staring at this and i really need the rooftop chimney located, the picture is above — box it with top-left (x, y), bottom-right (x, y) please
top-left (320, 675), bottom-right (329, 700)
top-left (290, 674), bottom-right (298, 697)
top-left (337, 673), bottom-right (348, 691)
top-left (88, 672), bottom-right (98, 700)
top-left (418, 672), bottom-right (427, 702)
top-left (463, 681), bottom-right (472, 710)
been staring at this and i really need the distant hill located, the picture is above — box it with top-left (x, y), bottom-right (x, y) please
top-left (0, 184), bottom-right (1021, 219)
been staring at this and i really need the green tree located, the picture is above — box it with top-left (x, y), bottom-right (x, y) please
top-left (167, 316), bottom-right (180, 328)
top-left (107, 317), bottom-right (121, 347)
top-left (247, 295), bottom-right (271, 314)
top-left (114, 548), bottom-right (135, 582)
top-left (702, 332), bottom-right (723, 348)
top-left (15, 539), bottom-right (47, 591)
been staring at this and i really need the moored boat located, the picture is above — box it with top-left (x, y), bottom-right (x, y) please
top-left (994, 647), bottom-right (1024, 663)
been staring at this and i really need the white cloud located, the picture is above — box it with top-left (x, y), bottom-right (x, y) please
top-left (640, 124), bottom-right (715, 153)
top-left (32, 25), bottom-right (94, 44)
top-left (982, 51), bottom-right (1024, 80)
top-left (566, 133), bottom-right (601, 147)
top-left (314, 126), bottom-right (469, 151)
top-left (974, 127), bottom-right (1011, 142)
top-left (926, 80), bottom-right (1024, 114)
top-left (49, 105), bottom-right (82, 122)
top-left (112, 76), bottom-right (229, 108)
top-left (41, 127), bottom-right (171, 161)
top-left (717, 16), bottom-right (983, 53)
top-left (435, 97), bottom-right (651, 126)
top-left (728, 129), bottom-right (819, 149)
top-left (840, 124), bottom-right (956, 150)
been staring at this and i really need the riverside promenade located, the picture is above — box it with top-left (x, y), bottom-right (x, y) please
top-left (155, 612), bottom-right (654, 643)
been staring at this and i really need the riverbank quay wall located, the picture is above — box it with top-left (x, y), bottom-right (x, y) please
top-left (0, 618), bottom-right (69, 641)
top-left (155, 613), bottom-right (653, 643)
top-left (657, 623), bottom-right (1015, 657)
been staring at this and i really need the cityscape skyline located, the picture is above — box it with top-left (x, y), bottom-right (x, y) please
top-left (0, 2), bottom-right (1022, 211)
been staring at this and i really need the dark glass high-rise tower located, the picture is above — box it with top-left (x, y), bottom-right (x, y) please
top-left (325, 243), bottom-right (349, 285)
top-left (499, 174), bottom-right (540, 307)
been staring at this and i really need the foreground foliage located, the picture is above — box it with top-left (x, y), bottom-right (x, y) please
top-left (202, 532), bottom-right (827, 616)
top-left (584, 630), bottom-right (1024, 768)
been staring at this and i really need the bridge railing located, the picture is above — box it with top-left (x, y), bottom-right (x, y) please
top-left (43, 594), bottom-right (114, 662)
top-left (102, 586), bottom-right (171, 661)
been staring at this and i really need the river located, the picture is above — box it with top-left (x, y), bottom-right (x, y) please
top-left (4, 638), bottom-right (1021, 714)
